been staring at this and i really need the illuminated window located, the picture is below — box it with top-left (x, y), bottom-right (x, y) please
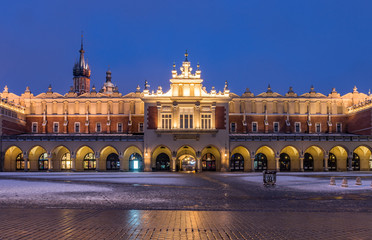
top-left (336, 122), bottom-right (342, 133)
top-left (315, 123), bottom-right (321, 133)
top-left (32, 122), bottom-right (38, 133)
top-left (16, 153), bottom-right (29, 170)
top-left (117, 123), bottom-right (123, 133)
top-left (273, 122), bottom-right (279, 133)
top-left (295, 122), bottom-right (301, 133)
top-left (180, 114), bottom-right (193, 129)
top-left (84, 152), bottom-right (96, 170)
top-left (53, 122), bottom-right (59, 133)
top-left (161, 114), bottom-right (172, 129)
top-left (74, 122), bottom-right (80, 133)
top-left (38, 152), bottom-right (48, 170)
top-left (61, 152), bottom-right (71, 170)
top-left (230, 122), bottom-right (236, 133)
top-left (252, 122), bottom-right (258, 132)
top-left (96, 122), bottom-right (101, 133)
top-left (201, 114), bottom-right (211, 129)
top-left (139, 122), bottom-right (144, 132)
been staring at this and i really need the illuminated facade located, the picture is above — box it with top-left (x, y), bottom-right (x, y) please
top-left (1, 45), bottom-right (372, 172)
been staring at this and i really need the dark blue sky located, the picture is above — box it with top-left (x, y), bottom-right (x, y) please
top-left (1, 0), bottom-right (372, 96)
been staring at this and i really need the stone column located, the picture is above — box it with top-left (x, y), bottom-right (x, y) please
top-left (48, 154), bottom-right (53, 171)
top-left (197, 157), bottom-right (202, 173)
top-left (95, 152), bottom-right (100, 171)
top-left (119, 154), bottom-right (127, 172)
top-left (71, 156), bottom-right (76, 171)
top-left (347, 154), bottom-right (353, 171)
top-left (251, 157), bottom-right (255, 172)
top-left (144, 150), bottom-right (152, 172)
top-left (300, 157), bottom-right (304, 172)
top-left (275, 157), bottom-right (280, 171)
top-left (24, 154), bottom-right (29, 172)
top-left (324, 154), bottom-right (329, 171)
top-left (171, 157), bottom-right (176, 172)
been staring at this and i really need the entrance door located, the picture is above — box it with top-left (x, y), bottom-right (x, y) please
top-left (254, 153), bottom-right (267, 172)
top-left (106, 153), bottom-right (120, 170)
top-left (129, 153), bottom-right (143, 172)
top-left (279, 153), bottom-right (290, 171)
top-left (230, 153), bottom-right (244, 171)
top-left (303, 153), bottom-right (314, 171)
top-left (178, 154), bottom-right (196, 171)
top-left (352, 153), bottom-right (360, 171)
top-left (156, 153), bottom-right (170, 171)
top-left (328, 153), bottom-right (337, 171)
top-left (202, 153), bottom-right (216, 171)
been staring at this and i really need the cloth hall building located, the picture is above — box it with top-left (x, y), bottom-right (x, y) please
top-left (1, 44), bottom-right (372, 173)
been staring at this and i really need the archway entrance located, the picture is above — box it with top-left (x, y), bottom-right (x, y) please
top-left (328, 153), bottom-right (337, 171)
top-left (279, 153), bottom-right (290, 171)
top-left (179, 154), bottom-right (196, 171)
top-left (106, 153), bottom-right (120, 170)
top-left (129, 153), bottom-right (143, 171)
top-left (230, 153), bottom-right (244, 171)
top-left (4, 146), bottom-right (25, 171)
top-left (202, 153), bottom-right (216, 171)
top-left (254, 153), bottom-right (267, 171)
top-left (304, 153), bottom-right (314, 171)
top-left (353, 146), bottom-right (372, 171)
top-left (156, 153), bottom-right (170, 171)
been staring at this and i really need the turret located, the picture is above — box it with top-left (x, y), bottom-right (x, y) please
top-left (73, 34), bottom-right (91, 95)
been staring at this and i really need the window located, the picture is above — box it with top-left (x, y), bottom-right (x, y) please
top-left (252, 122), bottom-right (258, 132)
top-left (61, 152), bottom-right (71, 170)
top-left (180, 114), bottom-right (193, 129)
top-left (273, 122), bottom-right (279, 133)
top-left (295, 122), bottom-right (301, 133)
top-left (96, 122), bottom-right (101, 133)
top-left (117, 123), bottom-right (123, 133)
top-left (16, 153), bottom-right (28, 170)
top-left (315, 123), bottom-right (321, 133)
top-left (139, 122), bottom-right (144, 132)
top-left (161, 114), bottom-right (172, 129)
top-left (38, 152), bottom-right (48, 170)
top-left (53, 122), bottom-right (59, 133)
top-left (230, 122), bottom-right (236, 133)
top-left (84, 152), bottom-right (96, 170)
top-left (74, 122), bottom-right (80, 133)
top-left (201, 114), bottom-right (212, 129)
top-left (336, 123), bottom-right (342, 133)
top-left (32, 122), bottom-right (38, 133)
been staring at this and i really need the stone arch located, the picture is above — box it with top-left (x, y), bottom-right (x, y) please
top-left (304, 145), bottom-right (324, 171)
top-left (75, 145), bottom-right (95, 171)
top-left (4, 146), bottom-right (23, 171)
top-left (177, 145), bottom-right (197, 172)
top-left (353, 146), bottom-right (372, 171)
top-left (99, 146), bottom-right (119, 171)
top-left (123, 146), bottom-right (143, 171)
top-left (51, 145), bottom-right (71, 171)
top-left (329, 146), bottom-right (348, 171)
top-left (151, 145), bottom-right (172, 171)
top-left (28, 146), bottom-right (47, 171)
top-left (255, 146), bottom-right (275, 171)
top-left (230, 146), bottom-right (251, 172)
top-left (201, 145), bottom-right (221, 171)
top-left (280, 146), bottom-right (300, 171)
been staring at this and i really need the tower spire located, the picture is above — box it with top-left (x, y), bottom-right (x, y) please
top-left (184, 50), bottom-right (188, 62)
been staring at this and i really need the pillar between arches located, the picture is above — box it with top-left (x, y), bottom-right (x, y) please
top-left (171, 157), bottom-right (176, 172)
top-left (275, 157), bottom-right (280, 171)
top-left (347, 155), bottom-right (353, 171)
top-left (324, 154), bottom-right (329, 171)
top-left (300, 157), bottom-right (304, 172)
top-left (251, 157), bottom-right (255, 172)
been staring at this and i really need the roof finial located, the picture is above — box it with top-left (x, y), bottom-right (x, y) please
top-left (173, 61), bottom-right (176, 70)
top-left (185, 50), bottom-right (188, 62)
top-left (81, 31), bottom-right (84, 51)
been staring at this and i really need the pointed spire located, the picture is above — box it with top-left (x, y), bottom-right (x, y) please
top-left (266, 84), bottom-right (273, 93)
top-left (310, 85), bottom-right (315, 93)
top-left (106, 66), bottom-right (112, 82)
top-left (184, 50), bottom-right (188, 62)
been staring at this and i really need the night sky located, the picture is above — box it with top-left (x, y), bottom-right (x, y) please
top-left (1, 0), bottom-right (372, 96)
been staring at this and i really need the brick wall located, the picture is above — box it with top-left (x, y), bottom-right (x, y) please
top-left (147, 106), bottom-right (158, 129)
top-left (215, 106), bottom-right (226, 129)
top-left (347, 109), bottom-right (372, 135)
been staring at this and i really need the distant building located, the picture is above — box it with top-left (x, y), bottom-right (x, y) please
top-left (1, 43), bottom-right (372, 172)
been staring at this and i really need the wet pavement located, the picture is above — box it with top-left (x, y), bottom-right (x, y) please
top-left (1, 172), bottom-right (372, 239)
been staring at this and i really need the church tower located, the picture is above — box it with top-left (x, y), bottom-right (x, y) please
top-left (72, 35), bottom-right (91, 95)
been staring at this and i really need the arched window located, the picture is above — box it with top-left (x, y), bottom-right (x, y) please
top-left (84, 152), bottom-right (96, 170)
top-left (254, 153), bottom-right (267, 171)
top-left (352, 153), bottom-right (360, 171)
top-left (230, 153), bottom-right (244, 171)
top-left (156, 153), bottom-right (170, 171)
top-left (129, 153), bottom-right (143, 171)
top-left (16, 153), bottom-right (26, 170)
top-left (328, 153), bottom-right (337, 171)
top-left (106, 153), bottom-right (120, 170)
top-left (304, 153), bottom-right (314, 171)
top-left (38, 152), bottom-right (49, 170)
top-left (279, 153), bottom-right (290, 171)
top-left (61, 152), bottom-right (71, 170)
top-left (202, 153), bottom-right (216, 171)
